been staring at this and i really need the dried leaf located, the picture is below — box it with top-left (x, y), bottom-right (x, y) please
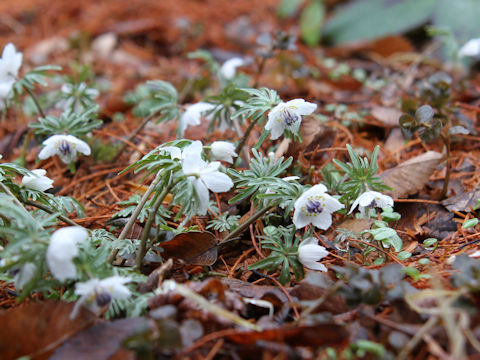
top-left (0, 301), bottom-right (97, 360)
top-left (51, 318), bottom-right (151, 360)
top-left (442, 187), bottom-right (480, 212)
top-left (371, 106), bottom-right (403, 127)
top-left (336, 218), bottom-right (374, 233)
top-left (380, 151), bottom-right (443, 198)
top-left (161, 231), bottom-right (217, 265)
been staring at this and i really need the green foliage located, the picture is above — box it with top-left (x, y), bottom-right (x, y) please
top-left (324, 0), bottom-right (437, 45)
top-left (248, 225), bottom-right (304, 285)
top-left (365, 221), bottom-right (403, 252)
top-left (113, 194), bottom-right (171, 227)
top-left (232, 88), bottom-right (280, 122)
top-left (333, 144), bottom-right (390, 203)
top-left (204, 84), bottom-right (250, 131)
top-left (30, 105), bottom-right (101, 138)
top-left (300, 0), bottom-right (325, 46)
top-left (207, 213), bottom-right (240, 232)
top-left (125, 80), bottom-right (180, 123)
top-left (14, 65), bottom-right (61, 92)
top-left (228, 149), bottom-right (294, 206)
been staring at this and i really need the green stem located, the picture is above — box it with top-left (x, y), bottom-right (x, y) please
top-left (23, 199), bottom-right (79, 227)
top-left (24, 86), bottom-right (46, 118)
top-left (135, 175), bottom-right (174, 269)
top-left (107, 171), bottom-right (164, 264)
top-left (234, 115), bottom-right (263, 161)
top-left (441, 134), bottom-right (451, 199)
top-left (223, 205), bottom-right (272, 242)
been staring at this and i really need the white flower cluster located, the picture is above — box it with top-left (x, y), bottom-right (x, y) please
top-left (0, 43), bottom-right (22, 108)
top-left (161, 140), bottom-right (234, 215)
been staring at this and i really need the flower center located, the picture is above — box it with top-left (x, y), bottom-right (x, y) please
top-left (58, 141), bottom-right (71, 156)
top-left (281, 108), bottom-right (298, 126)
top-left (95, 292), bottom-right (112, 307)
top-left (306, 199), bottom-right (323, 214)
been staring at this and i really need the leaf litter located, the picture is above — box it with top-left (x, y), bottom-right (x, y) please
top-left (1, 0), bottom-right (480, 359)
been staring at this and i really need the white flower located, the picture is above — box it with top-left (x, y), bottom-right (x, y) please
top-left (182, 140), bottom-right (233, 215)
top-left (180, 102), bottom-right (215, 136)
top-left (160, 145), bottom-right (182, 160)
top-left (211, 141), bottom-right (237, 163)
top-left (265, 99), bottom-right (317, 140)
top-left (71, 276), bottom-right (131, 318)
top-left (21, 169), bottom-right (54, 192)
top-left (0, 43), bottom-right (22, 105)
top-left (38, 134), bottom-right (91, 164)
top-left (458, 38), bottom-right (480, 58)
top-left (298, 237), bottom-right (329, 272)
top-left (46, 226), bottom-right (88, 282)
top-left (293, 184), bottom-right (344, 230)
top-left (219, 57), bottom-right (245, 80)
top-left (14, 262), bottom-right (36, 289)
top-left (348, 191), bottom-right (394, 215)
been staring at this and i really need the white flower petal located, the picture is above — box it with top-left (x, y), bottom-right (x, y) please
top-left (211, 141), bottom-right (237, 163)
top-left (66, 135), bottom-right (91, 156)
top-left (220, 57), bottom-right (245, 79)
top-left (14, 262), bottom-right (36, 289)
top-left (349, 191), bottom-right (393, 214)
top-left (160, 146), bottom-right (182, 159)
top-left (193, 178), bottom-right (210, 215)
top-left (22, 169), bottom-right (54, 192)
top-left (47, 227), bottom-right (88, 281)
top-left (293, 184), bottom-right (342, 230)
top-left (284, 99), bottom-right (317, 115)
top-left (459, 38), bottom-right (480, 58)
top-left (200, 170), bottom-right (233, 193)
top-left (180, 102), bottom-right (215, 134)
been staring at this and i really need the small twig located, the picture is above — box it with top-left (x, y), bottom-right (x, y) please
top-left (397, 315), bottom-right (438, 360)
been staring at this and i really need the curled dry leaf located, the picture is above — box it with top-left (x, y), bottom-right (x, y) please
top-left (442, 187), bottom-right (480, 212)
top-left (380, 151), bottom-right (443, 198)
top-left (160, 231), bottom-right (217, 265)
top-left (371, 106), bottom-right (404, 127)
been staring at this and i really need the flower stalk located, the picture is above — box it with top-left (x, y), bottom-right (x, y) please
top-left (107, 171), bottom-right (163, 264)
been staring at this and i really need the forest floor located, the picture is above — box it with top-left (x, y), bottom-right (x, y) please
top-left (1, 0), bottom-right (480, 359)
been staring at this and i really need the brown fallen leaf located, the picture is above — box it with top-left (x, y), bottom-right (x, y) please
top-left (371, 106), bottom-right (403, 127)
top-left (442, 187), bottom-right (480, 212)
top-left (380, 151), bottom-right (443, 198)
top-left (336, 218), bottom-right (374, 233)
top-left (161, 231), bottom-right (217, 265)
top-left (0, 301), bottom-right (97, 360)
top-left (50, 318), bottom-right (152, 360)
